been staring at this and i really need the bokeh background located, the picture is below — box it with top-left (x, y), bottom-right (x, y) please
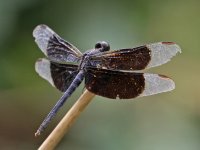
top-left (0, 0), bottom-right (200, 149)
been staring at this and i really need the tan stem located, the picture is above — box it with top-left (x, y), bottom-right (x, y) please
top-left (38, 90), bottom-right (95, 150)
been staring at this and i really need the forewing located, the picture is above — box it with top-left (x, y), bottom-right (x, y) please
top-left (35, 58), bottom-right (79, 92)
top-left (33, 24), bottom-right (82, 63)
top-left (85, 67), bottom-right (175, 99)
top-left (90, 42), bottom-right (181, 70)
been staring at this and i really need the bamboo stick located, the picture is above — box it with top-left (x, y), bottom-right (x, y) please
top-left (38, 90), bottom-right (95, 150)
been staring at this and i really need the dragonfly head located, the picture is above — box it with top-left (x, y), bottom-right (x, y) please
top-left (95, 41), bottom-right (110, 52)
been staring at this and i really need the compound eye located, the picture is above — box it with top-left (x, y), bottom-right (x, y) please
top-left (95, 42), bottom-right (102, 49)
top-left (95, 41), bottom-right (110, 52)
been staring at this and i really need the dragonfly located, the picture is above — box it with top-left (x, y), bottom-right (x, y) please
top-left (33, 24), bottom-right (181, 135)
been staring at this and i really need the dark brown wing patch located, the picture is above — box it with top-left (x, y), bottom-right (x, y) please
top-left (85, 67), bottom-right (145, 99)
top-left (50, 62), bottom-right (79, 92)
top-left (47, 35), bottom-right (81, 63)
top-left (90, 46), bottom-right (151, 70)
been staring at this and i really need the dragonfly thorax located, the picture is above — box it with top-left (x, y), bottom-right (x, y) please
top-left (79, 41), bottom-right (110, 70)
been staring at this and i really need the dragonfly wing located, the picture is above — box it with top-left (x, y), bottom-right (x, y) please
top-left (85, 67), bottom-right (175, 99)
top-left (33, 24), bottom-right (82, 63)
top-left (35, 58), bottom-right (79, 92)
top-left (89, 42), bottom-right (181, 70)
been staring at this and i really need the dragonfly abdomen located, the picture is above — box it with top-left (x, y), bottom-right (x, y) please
top-left (37, 71), bottom-right (84, 134)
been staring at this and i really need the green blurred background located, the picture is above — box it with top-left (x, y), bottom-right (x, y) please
top-left (0, 0), bottom-right (200, 149)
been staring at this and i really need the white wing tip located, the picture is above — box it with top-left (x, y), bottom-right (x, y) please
top-left (161, 42), bottom-right (182, 54)
top-left (35, 58), bottom-right (55, 87)
top-left (146, 42), bottom-right (181, 69)
top-left (33, 24), bottom-right (55, 55)
top-left (140, 74), bottom-right (175, 97)
top-left (33, 24), bottom-right (48, 38)
top-left (157, 74), bottom-right (175, 92)
top-left (35, 58), bottom-right (45, 73)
